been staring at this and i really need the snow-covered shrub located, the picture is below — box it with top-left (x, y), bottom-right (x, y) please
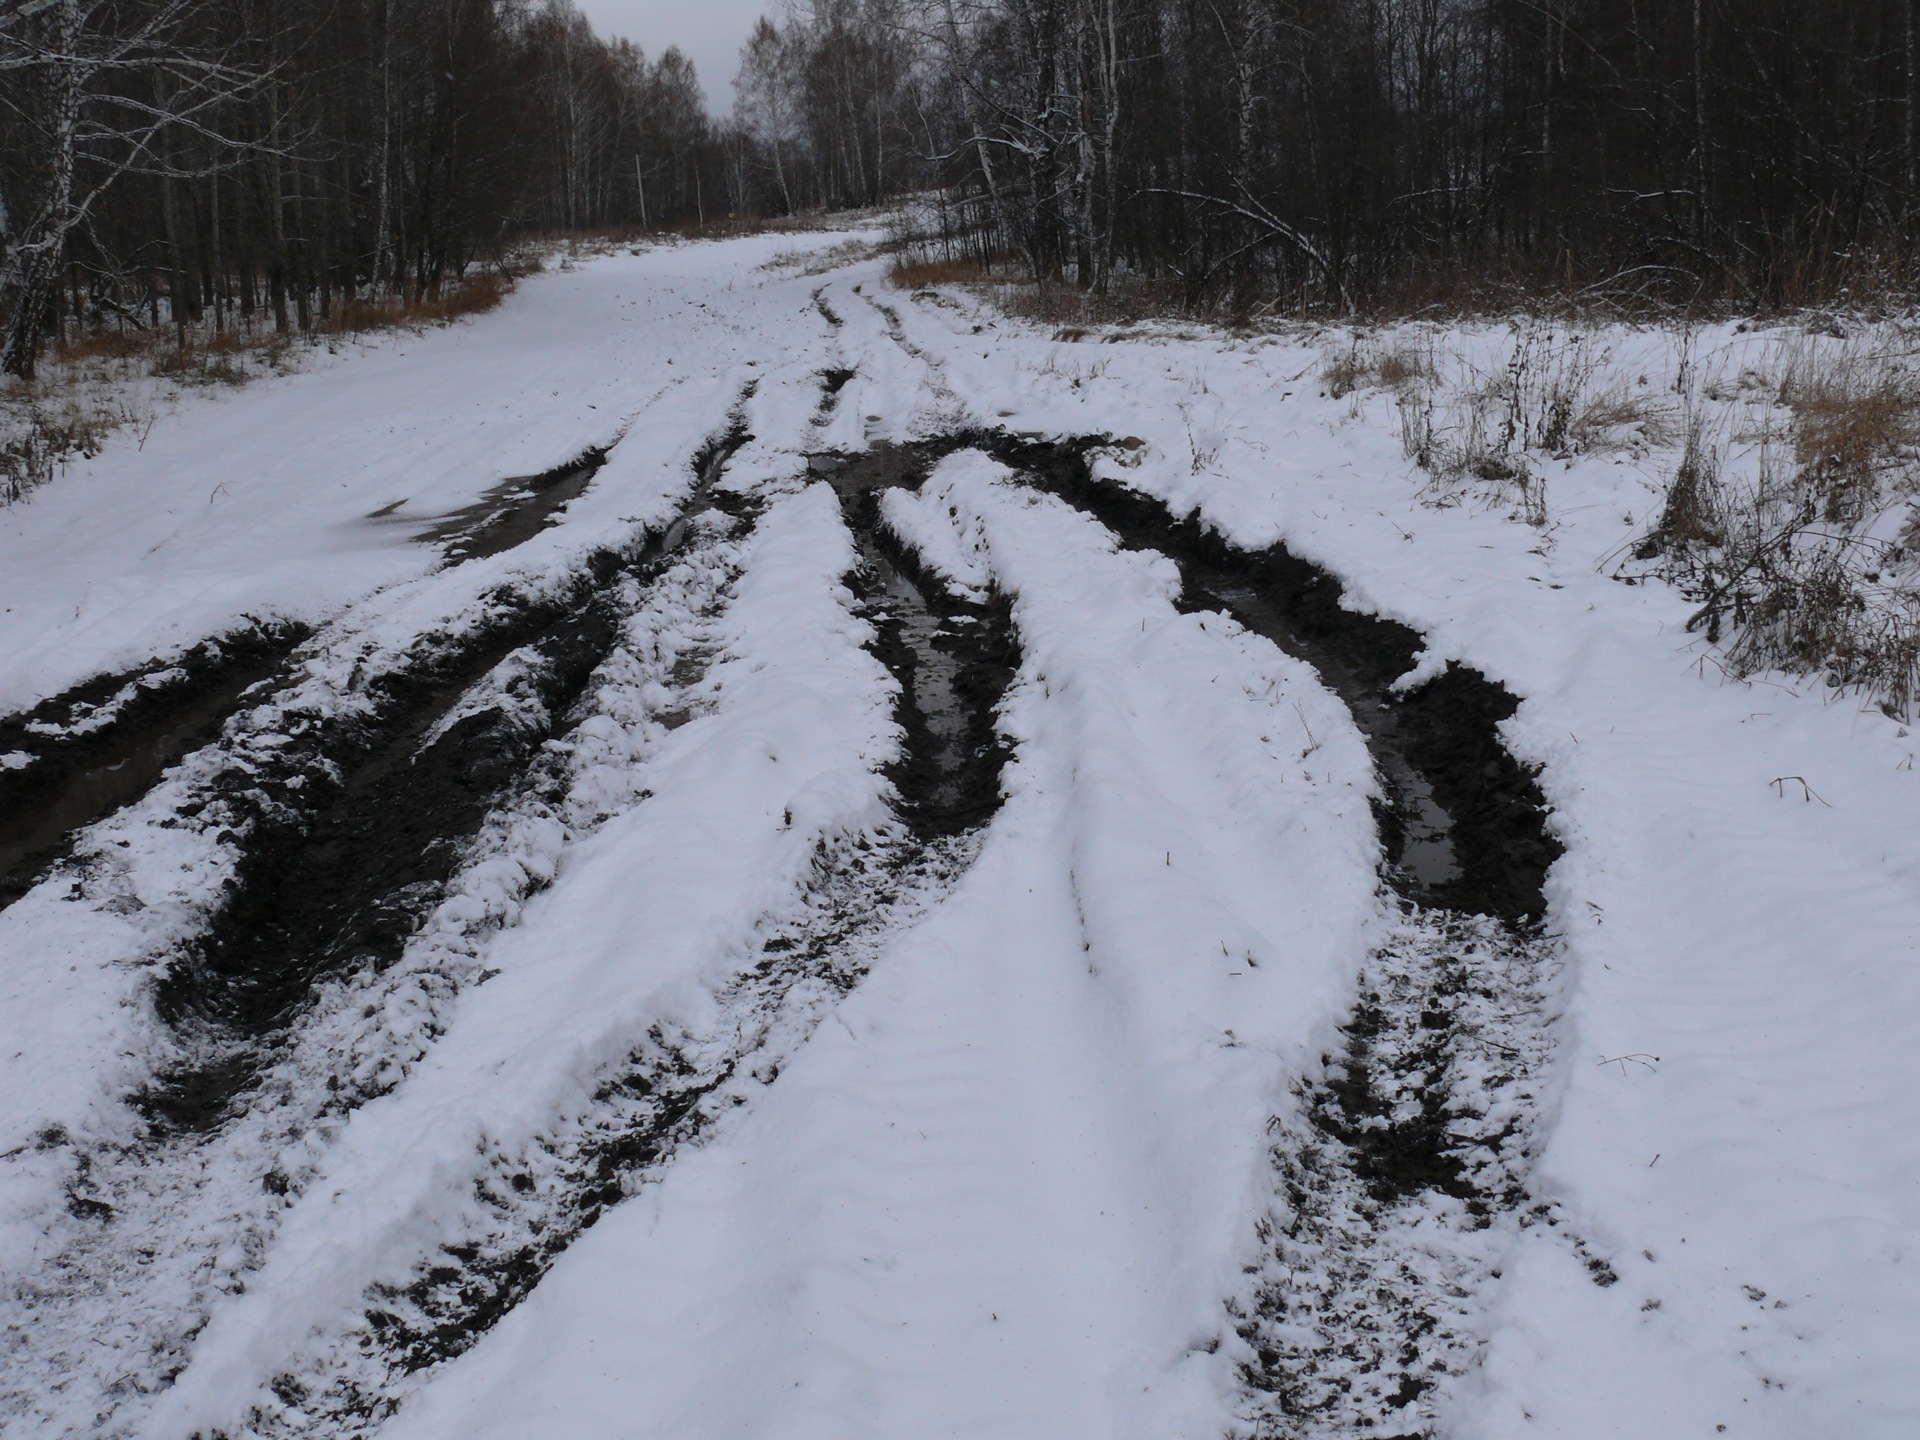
top-left (1642, 330), bottom-right (1920, 715)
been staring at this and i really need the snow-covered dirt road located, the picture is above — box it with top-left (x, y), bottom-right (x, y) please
top-left (2, 232), bottom-right (1916, 1440)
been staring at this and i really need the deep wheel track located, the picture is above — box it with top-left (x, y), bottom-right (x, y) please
top-left (801, 428), bottom-right (1573, 1439)
top-left (0, 406), bottom-right (758, 1439)
top-left (978, 436), bottom-right (1576, 1440)
top-left (222, 435), bottom-right (1028, 1434)
top-left (0, 623), bottom-right (309, 909)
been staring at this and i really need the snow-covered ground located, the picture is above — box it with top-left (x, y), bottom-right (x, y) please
top-left (1, 231), bottom-right (1915, 1440)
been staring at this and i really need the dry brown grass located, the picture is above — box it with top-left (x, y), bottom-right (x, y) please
top-left (1636, 333), bottom-right (1920, 715)
top-left (886, 254), bottom-right (996, 289)
top-left (1776, 342), bottom-right (1920, 524)
top-left (1568, 385), bottom-right (1679, 452)
top-left (53, 330), bottom-right (149, 364)
top-left (760, 235), bottom-right (891, 277)
top-left (1322, 335), bottom-right (1435, 399)
top-left (995, 276), bottom-right (1192, 331)
top-left (881, 244), bottom-right (1198, 331)
top-left (326, 271), bottom-right (514, 336)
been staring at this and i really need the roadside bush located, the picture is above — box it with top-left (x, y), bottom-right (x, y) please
top-left (1640, 334), bottom-right (1920, 715)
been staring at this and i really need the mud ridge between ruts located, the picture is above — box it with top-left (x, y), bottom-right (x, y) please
top-left (135, 414), bottom-right (757, 1135)
top-left (234, 439), bottom-right (1025, 1431)
top-left (0, 623), bottom-right (309, 910)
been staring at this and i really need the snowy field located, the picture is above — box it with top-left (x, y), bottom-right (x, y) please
top-left (1, 229), bottom-right (1915, 1440)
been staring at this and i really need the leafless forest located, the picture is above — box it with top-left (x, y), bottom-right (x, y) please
top-left (8, 0), bottom-right (1920, 378)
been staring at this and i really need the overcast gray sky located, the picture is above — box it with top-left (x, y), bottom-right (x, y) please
top-left (574, 0), bottom-right (771, 114)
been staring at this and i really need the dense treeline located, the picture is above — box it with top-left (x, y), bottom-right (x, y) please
top-left (8, 0), bottom-right (1920, 379)
top-left (0, 0), bottom-right (734, 376)
top-left (900, 0), bottom-right (1920, 311)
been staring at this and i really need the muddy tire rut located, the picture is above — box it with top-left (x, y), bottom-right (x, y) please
top-left (9, 398), bottom-right (1573, 1440)
top-left (222, 433), bottom-right (1028, 1433)
top-left (0, 404), bottom-right (772, 1438)
top-left (979, 435), bottom-right (1574, 1440)
top-left (0, 623), bottom-right (309, 909)
top-left (804, 429), bottom-right (1570, 1439)
top-left (139, 422), bottom-right (756, 1133)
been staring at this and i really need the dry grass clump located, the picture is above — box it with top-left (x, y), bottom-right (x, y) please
top-left (1638, 333), bottom-right (1920, 715)
top-left (881, 241), bottom-right (1193, 330)
top-left (1322, 335), bottom-right (1434, 398)
top-left (327, 271), bottom-right (514, 335)
top-left (1394, 323), bottom-right (1666, 525)
top-left (0, 394), bottom-right (126, 504)
top-left (886, 254), bottom-right (995, 289)
top-left (1775, 340), bottom-right (1920, 524)
top-left (760, 235), bottom-right (891, 277)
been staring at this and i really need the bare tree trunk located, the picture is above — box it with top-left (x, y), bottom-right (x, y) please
top-left (1908, 0), bottom-right (1917, 214)
top-left (0, 0), bottom-right (84, 378)
top-left (374, 0), bottom-right (396, 293)
top-left (1692, 0), bottom-right (1710, 248)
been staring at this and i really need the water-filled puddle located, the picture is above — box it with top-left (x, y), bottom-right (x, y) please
top-left (374, 454), bottom-right (607, 564)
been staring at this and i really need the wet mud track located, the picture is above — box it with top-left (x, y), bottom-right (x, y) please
top-left (140, 429), bottom-right (754, 1132)
top-left (0, 624), bottom-right (308, 908)
top-left (408, 448), bottom-right (611, 564)
top-left (324, 423), bottom-right (1566, 1436)
top-left (985, 435), bottom-right (1557, 921)
top-left (1, 449), bottom-right (619, 918)
top-left (0, 408), bottom-right (770, 1438)
top-left (179, 396), bottom-right (1025, 1428)
top-left (818, 446), bottom-right (1018, 837)
top-left (852, 431), bottom-right (1568, 1438)
top-left (5, 395), bottom-right (1565, 1439)
top-left (992, 438), bottom-right (1570, 1439)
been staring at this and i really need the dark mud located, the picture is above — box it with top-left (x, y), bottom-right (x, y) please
top-left (813, 444), bottom-right (1019, 837)
top-left (264, 427), bottom-right (1024, 1417)
top-left (0, 624), bottom-right (308, 909)
top-left (403, 448), bottom-right (610, 564)
top-left (986, 435), bottom-right (1559, 923)
top-left (843, 431), bottom-right (1565, 1438)
top-left (138, 422), bottom-right (755, 1133)
top-left (273, 829), bottom-right (967, 1430)
top-left (1232, 909), bottom-right (1556, 1437)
